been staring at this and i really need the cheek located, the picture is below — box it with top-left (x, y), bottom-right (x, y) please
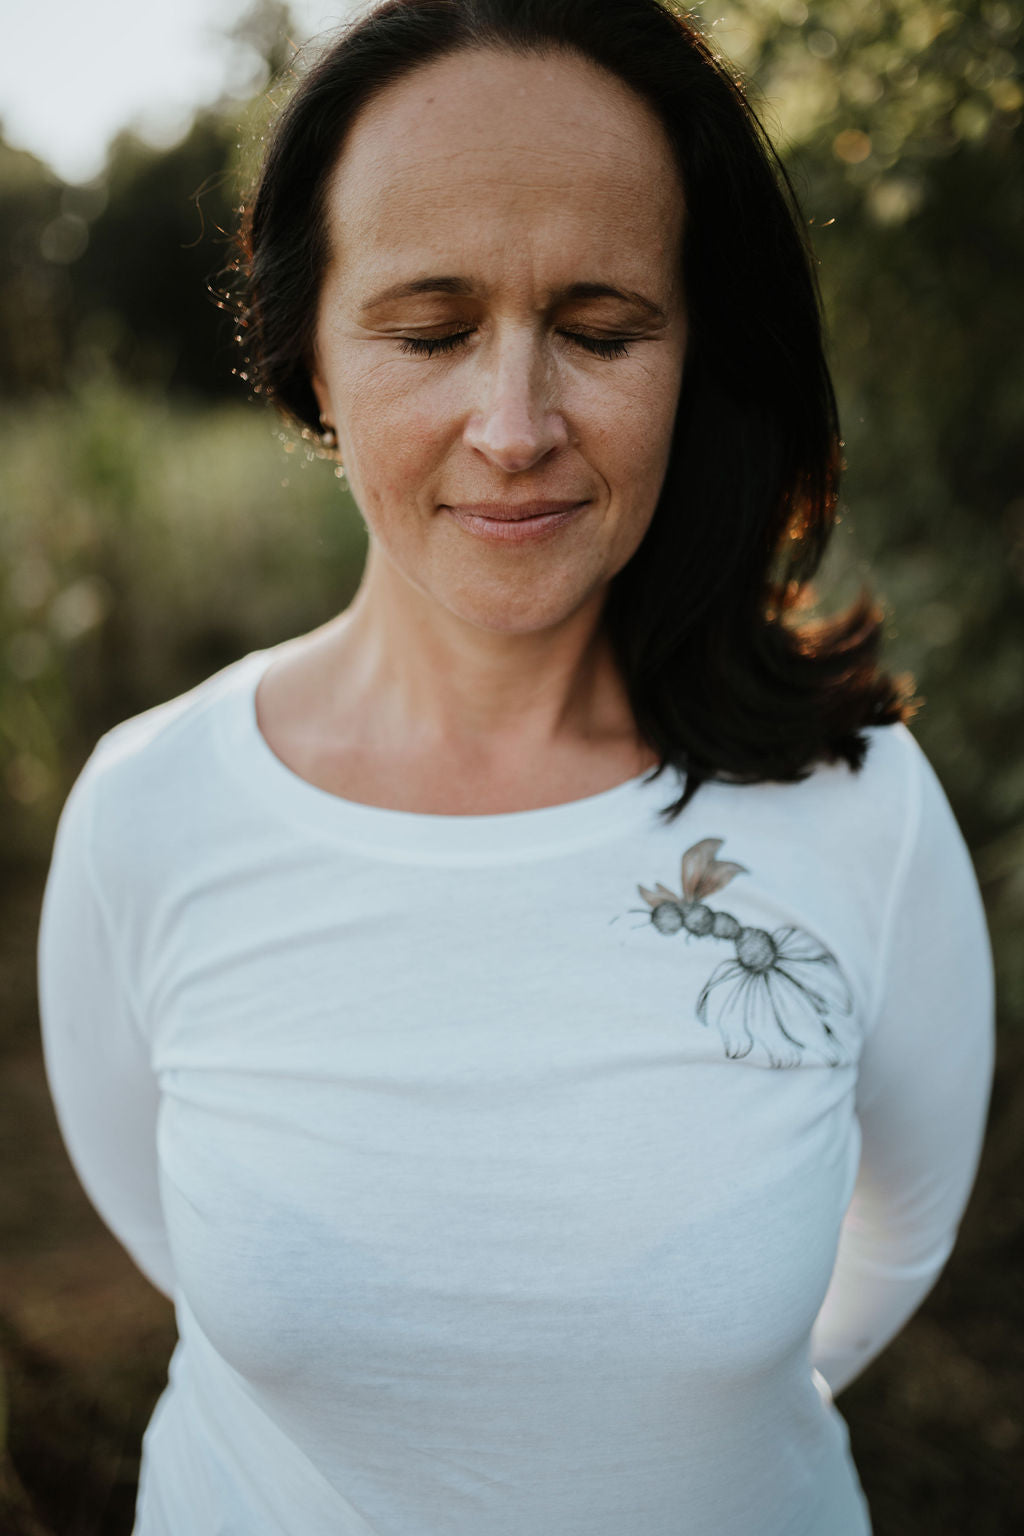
top-left (590, 365), bottom-right (680, 487)
top-left (588, 363), bottom-right (681, 563)
top-left (339, 366), bottom-right (455, 483)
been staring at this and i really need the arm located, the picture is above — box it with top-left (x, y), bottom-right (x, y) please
top-left (37, 757), bottom-right (175, 1299)
top-left (810, 736), bottom-right (995, 1398)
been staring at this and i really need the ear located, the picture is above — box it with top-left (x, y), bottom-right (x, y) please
top-left (310, 366), bottom-right (334, 430)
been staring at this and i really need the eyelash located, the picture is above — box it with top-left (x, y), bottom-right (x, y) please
top-left (397, 330), bottom-right (632, 360)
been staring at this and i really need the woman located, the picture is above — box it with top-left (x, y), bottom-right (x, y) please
top-left (38, 2), bottom-right (994, 1533)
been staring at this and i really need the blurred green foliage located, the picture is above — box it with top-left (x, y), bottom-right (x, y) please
top-left (0, 0), bottom-right (1021, 1028)
top-left (0, 386), bottom-right (365, 858)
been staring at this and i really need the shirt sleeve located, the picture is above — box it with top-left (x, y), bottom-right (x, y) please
top-left (37, 756), bottom-right (175, 1300)
top-left (809, 734), bottom-right (995, 1398)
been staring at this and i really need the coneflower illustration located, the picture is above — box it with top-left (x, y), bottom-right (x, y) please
top-left (636, 838), bottom-right (854, 1069)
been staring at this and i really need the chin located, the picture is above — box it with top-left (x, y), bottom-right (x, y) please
top-left (444, 584), bottom-right (603, 637)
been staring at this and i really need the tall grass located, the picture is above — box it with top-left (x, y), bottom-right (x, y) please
top-left (0, 385), bottom-right (366, 865)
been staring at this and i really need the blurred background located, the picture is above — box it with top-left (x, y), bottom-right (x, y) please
top-left (0, 0), bottom-right (1021, 1530)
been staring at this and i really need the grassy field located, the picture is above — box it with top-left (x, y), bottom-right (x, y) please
top-left (1, 388), bottom-right (1021, 1533)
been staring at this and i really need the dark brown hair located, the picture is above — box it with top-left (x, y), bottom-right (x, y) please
top-left (230, 0), bottom-right (913, 818)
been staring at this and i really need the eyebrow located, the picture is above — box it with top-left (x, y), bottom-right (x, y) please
top-left (359, 276), bottom-right (667, 322)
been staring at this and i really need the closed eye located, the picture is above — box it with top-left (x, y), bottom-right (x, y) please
top-left (396, 330), bottom-right (634, 360)
top-left (567, 333), bottom-right (631, 359)
top-left (398, 331), bottom-right (473, 358)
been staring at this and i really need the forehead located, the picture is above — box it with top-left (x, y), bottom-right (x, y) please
top-left (320, 46), bottom-right (684, 289)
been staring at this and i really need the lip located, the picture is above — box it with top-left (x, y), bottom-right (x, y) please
top-left (444, 500), bottom-right (586, 521)
top-left (442, 500), bottom-right (589, 544)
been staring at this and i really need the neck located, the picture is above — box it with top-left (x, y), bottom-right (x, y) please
top-left (311, 541), bottom-right (644, 772)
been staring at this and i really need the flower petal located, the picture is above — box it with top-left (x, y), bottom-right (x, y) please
top-left (696, 961), bottom-right (759, 1059)
top-left (771, 927), bottom-right (853, 1017)
top-left (762, 968), bottom-right (850, 1067)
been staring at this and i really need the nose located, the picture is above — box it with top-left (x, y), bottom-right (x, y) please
top-left (462, 328), bottom-right (570, 473)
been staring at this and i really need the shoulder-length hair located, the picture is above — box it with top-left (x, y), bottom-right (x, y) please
top-left (230, 0), bottom-right (912, 819)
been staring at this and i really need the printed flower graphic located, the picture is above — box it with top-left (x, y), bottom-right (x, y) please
top-left (637, 838), bottom-right (854, 1068)
top-left (696, 924), bottom-right (853, 1068)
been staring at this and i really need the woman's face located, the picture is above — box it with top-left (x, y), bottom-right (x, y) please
top-left (311, 46), bottom-right (687, 636)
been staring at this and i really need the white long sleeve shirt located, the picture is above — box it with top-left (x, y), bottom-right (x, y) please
top-left (37, 643), bottom-right (995, 1536)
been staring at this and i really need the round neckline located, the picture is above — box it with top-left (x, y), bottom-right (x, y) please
top-left (214, 644), bottom-right (675, 864)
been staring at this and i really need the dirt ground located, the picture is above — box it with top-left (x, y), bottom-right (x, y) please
top-left (3, 869), bottom-right (1022, 1536)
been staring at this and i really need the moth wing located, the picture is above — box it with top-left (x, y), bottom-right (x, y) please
top-left (680, 838), bottom-right (724, 898)
top-left (638, 884), bottom-right (664, 908)
top-left (693, 859), bottom-right (748, 900)
top-left (654, 882), bottom-right (682, 902)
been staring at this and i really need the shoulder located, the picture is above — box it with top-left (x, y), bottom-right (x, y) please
top-left (801, 721), bottom-right (963, 876)
top-left (690, 724), bottom-right (959, 952)
top-left (58, 649), bottom-right (267, 871)
top-left (713, 721), bottom-right (928, 863)
top-left (810, 720), bottom-right (963, 861)
top-left (90, 648), bottom-right (263, 775)
top-left (812, 719), bottom-right (923, 809)
top-left (783, 723), bottom-right (977, 938)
